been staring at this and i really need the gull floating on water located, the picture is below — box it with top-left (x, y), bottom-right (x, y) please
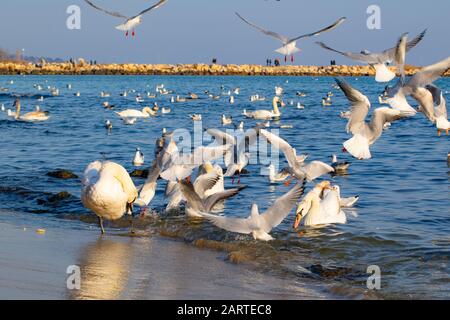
top-left (236, 12), bottom-right (346, 63)
top-left (200, 181), bottom-right (305, 241)
top-left (316, 29), bottom-right (427, 82)
top-left (83, 0), bottom-right (167, 37)
top-left (133, 147), bottom-right (145, 166)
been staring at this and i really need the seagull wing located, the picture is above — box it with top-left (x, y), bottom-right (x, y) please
top-left (260, 181), bottom-right (306, 232)
top-left (288, 17), bottom-right (346, 43)
top-left (130, 0), bottom-right (168, 20)
top-left (380, 29), bottom-right (427, 62)
top-left (235, 12), bottom-right (289, 43)
top-left (259, 129), bottom-right (298, 168)
top-left (408, 56), bottom-right (450, 89)
top-left (206, 128), bottom-right (236, 145)
top-left (316, 42), bottom-right (381, 64)
top-left (200, 212), bottom-right (253, 234)
top-left (204, 186), bottom-right (247, 212)
top-left (335, 77), bottom-right (371, 134)
top-left (83, 0), bottom-right (128, 18)
top-left (135, 159), bottom-right (161, 206)
top-left (301, 161), bottom-right (335, 181)
top-left (194, 172), bottom-right (220, 198)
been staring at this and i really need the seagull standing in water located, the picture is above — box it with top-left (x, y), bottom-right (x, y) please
top-left (236, 12), bottom-right (346, 63)
top-left (83, 0), bottom-right (167, 37)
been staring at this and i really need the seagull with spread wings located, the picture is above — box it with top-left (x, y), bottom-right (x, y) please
top-left (236, 12), bottom-right (346, 63)
top-left (84, 0), bottom-right (167, 37)
top-left (316, 29), bottom-right (427, 82)
top-left (200, 181), bottom-right (305, 241)
top-left (335, 77), bottom-right (408, 160)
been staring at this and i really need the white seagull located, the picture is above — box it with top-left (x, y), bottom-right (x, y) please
top-left (236, 12), bottom-right (346, 63)
top-left (200, 181), bottom-right (305, 241)
top-left (84, 0), bottom-right (167, 37)
top-left (316, 29), bottom-right (427, 82)
top-left (336, 77), bottom-right (407, 160)
top-left (259, 129), bottom-right (334, 182)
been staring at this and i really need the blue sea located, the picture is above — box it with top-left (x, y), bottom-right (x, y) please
top-left (0, 75), bottom-right (449, 299)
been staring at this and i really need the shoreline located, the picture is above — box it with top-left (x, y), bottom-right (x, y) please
top-left (1, 62), bottom-right (448, 77)
top-left (0, 210), bottom-right (327, 300)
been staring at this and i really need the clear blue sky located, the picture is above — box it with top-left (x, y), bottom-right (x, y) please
top-left (1, 0), bottom-right (448, 65)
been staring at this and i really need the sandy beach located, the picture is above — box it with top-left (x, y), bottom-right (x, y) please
top-left (0, 210), bottom-right (327, 300)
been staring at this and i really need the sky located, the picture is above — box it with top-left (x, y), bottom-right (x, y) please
top-left (0, 0), bottom-right (449, 65)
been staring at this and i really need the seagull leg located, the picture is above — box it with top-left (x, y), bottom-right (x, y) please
top-left (98, 216), bottom-right (105, 235)
top-left (437, 129), bottom-right (441, 136)
top-left (125, 31), bottom-right (128, 37)
top-left (231, 175), bottom-right (235, 184)
top-left (291, 55), bottom-right (294, 63)
top-left (284, 177), bottom-right (292, 187)
top-left (237, 172), bottom-right (241, 185)
top-left (284, 55), bottom-right (287, 63)
top-left (342, 147), bottom-right (348, 153)
top-left (446, 129), bottom-right (449, 135)
top-left (132, 30), bottom-right (135, 37)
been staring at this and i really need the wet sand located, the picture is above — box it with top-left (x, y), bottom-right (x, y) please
top-left (0, 211), bottom-right (326, 300)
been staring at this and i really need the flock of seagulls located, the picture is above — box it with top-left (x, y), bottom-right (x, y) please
top-left (2, 5), bottom-right (448, 242)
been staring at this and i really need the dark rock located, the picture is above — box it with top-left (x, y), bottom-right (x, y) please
top-left (129, 169), bottom-right (149, 178)
top-left (47, 169), bottom-right (78, 179)
top-left (37, 191), bottom-right (72, 205)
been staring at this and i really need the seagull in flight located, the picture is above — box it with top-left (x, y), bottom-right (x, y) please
top-left (316, 29), bottom-right (427, 82)
top-left (84, 0), bottom-right (167, 37)
top-left (236, 12), bottom-right (346, 63)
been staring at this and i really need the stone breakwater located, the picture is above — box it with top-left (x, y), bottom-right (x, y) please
top-left (1, 62), bottom-right (448, 77)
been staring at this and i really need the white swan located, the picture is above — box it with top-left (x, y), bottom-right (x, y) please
top-left (13, 99), bottom-right (49, 122)
top-left (243, 96), bottom-right (282, 120)
top-left (115, 107), bottom-right (153, 118)
top-left (81, 161), bottom-right (138, 234)
top-left (294, 181), bottom-right (347, 227)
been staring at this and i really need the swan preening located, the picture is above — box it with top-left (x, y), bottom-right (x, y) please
top-left (236, 12), bottom-right (346, 63)
top-left (13, 98), bottom-right (50, 122)
top-left (81, 161), bottom-right (138, 234)
top-left (294, 181), bottom-right (348, 228)
top-left (83, 0), bottom-right (167, 37)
